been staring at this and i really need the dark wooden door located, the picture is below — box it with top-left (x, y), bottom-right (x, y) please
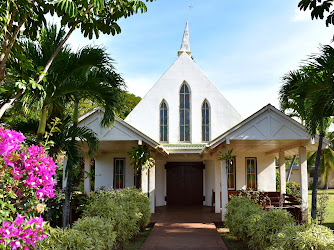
top-left (166, 162), bottom-right (204, 205)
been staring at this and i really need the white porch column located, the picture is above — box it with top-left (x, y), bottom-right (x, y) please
top-left (141, 167), bottom-right (148, 194)
top-left (279, 151), bottom-right (286, 201)
top-left (62, 157), bottom-right (68, 189)
top-left (141, 167), bottom-right (156, 212)
top-left (215, 160), bottom-right (221, 213)
top-left (149, 165), bottom-right (156, 213)
top-left (299, 146), bottom-right (308, 222)
top-left (84, 156), bottom-right (91, 196)
top-left (221, 160), bottom-right (228, 221)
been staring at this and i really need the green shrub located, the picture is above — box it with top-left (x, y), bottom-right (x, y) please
top-left (269, 223), bottom-right (308, 250)
top-left (37, 217), bottom-right (116, 250)
top-left (83, 188), bottom-right (143, 247)
top-left (225, 195), bottom-right (264, 242)
top-left (36, 228), bottom-right (69, 250)
top-left (114, 187), bottom-right (151, 229)
top-left (295, 223), bottom-right (334, 249)
top-left (226, 195), bottom-right (334, 250)
top-left (247, 209), bottom-right (294, 249)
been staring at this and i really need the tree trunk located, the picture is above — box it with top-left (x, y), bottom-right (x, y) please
top-left (286, 155), bottom-right (296, 182)
top-left (63, 100), bottom-right (79, 229)
top-left (37, 106), bottom-right (49, 142)
top-left (311, 132), bottom-right (324, 220)
top-left (0, 89), bottom-right (24, 118)
top-left (63, 169), bottom-right (72, 230)
top-left (324, 175), bottom-right (329, 190)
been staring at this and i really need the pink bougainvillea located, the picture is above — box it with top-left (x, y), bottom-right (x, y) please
top-left (0, 127), bottom-right (57, 249)
top-left (0, 214), bottom-right (48, 249)
top-left (2, 137), bottom-right (57, 200)
top-left (0, 127), bottom-right (25, 156)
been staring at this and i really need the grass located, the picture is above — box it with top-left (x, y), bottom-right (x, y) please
top-left (123, 224), bottom-right (154, 250)
top-left (215, 222), bottom-right (248, 250)
top-left (308, 189), bottom-right (334, 229)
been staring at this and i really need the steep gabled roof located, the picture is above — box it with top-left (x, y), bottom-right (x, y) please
top-left (78, 108), bottom-right (169, 155)
top-left (207, 104), bottom-right (329, 152)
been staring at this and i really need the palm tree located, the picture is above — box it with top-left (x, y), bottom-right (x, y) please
top-left (279, 44), bottom-right (334, 220)
top-left (308, 132), bottom-right (334, 189)
top-left (6, 24), bottom-right (124, 228)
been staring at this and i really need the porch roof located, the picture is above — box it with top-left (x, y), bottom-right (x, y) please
top-left (78, 107), bottom-right (169, 156)
top-left (203, 104), bottom-right (329, 156)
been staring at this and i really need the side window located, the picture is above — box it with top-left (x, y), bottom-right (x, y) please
top-left (202, 100), bottom-right (210, 142)
top-left (114, 158), bottom-right (125, 189)
top-left (227, 157), bottom-right (236, 190)
top-left (180, 83), bottom-right (190, 142)
top-left (160, 101), bottom-right (168, 142)
top-left (246, 157), bottom-right (257, 189)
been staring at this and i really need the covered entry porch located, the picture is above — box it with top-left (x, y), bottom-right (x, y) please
top-left (202, 105), bottom-right (328, 221)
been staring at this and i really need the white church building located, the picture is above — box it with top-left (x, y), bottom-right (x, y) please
top-left (77, 22), bottom-right (325, 221)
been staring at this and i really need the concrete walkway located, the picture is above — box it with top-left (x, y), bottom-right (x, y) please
top-left (141, 206), bottom-right (227, 250)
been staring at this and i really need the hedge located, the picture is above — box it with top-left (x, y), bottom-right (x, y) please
top-left (37, 187), bottom-right (151, 249)
top-left (225, 195), bottom-right (334, 250)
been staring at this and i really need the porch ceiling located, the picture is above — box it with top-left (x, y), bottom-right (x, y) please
top-left (227, 139), bottom-right (317, 156)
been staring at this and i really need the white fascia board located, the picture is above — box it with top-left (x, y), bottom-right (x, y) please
top-left (208, 104), bottom-right (327, 150)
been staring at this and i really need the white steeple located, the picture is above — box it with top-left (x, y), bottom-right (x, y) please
top-left (178, 21), bottom-right (192, 57)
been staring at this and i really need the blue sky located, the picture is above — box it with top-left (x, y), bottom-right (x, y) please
top-left (58, 0), bottom-right (334, 118)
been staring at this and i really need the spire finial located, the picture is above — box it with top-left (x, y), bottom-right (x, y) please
top-left (187, 4), bottom-right (193, 21)
top-left (178, 6), bottom-right (192, 57)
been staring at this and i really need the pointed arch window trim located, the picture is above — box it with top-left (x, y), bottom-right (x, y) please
top-left (179, 82), bottom-right (191, 142)
top-left (160, 100), bottom-right (168, 142)
top-left (201, 99), bottom-right (210, 142)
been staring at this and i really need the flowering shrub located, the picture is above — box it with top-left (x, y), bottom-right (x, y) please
top-left (286, 181), bottom-right (301, 200)
top-left (0, 214), bottom-right (48, 249)
top-left (0, 127), bottom-right (57, 249)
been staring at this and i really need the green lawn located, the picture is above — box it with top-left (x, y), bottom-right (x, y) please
top-left (123, 225), bottom-right (153, 250)
top-left (217, 227), bottom-right (248, 250)
top-left (308, 189), bottom-right (334, 229)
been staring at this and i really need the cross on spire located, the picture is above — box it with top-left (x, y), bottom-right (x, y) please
top-left (187, 4), bottom-right (193, 21)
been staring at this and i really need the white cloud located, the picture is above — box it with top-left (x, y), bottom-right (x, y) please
top-left (291, 8), bottom-right (312, 22)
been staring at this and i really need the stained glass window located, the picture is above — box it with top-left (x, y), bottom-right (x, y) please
top-left (180, 83), bottom-right (190, 142)
top-left (160, 101), bottom-right (168, 142)
top-left (114, 158), bottom-right (125, 189)
top-left (246, 157), bottom-right (257, 189)
top-left (227, 157), bottom-right (236, 190)
top-left (202, 101), bottom-right (210, 142)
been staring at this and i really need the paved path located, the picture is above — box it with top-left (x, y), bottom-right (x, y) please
top-left (141, 206), bottom-right (227, 249)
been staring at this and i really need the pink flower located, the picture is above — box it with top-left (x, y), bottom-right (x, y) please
top-left (14, 214), bottom-right (24, 226)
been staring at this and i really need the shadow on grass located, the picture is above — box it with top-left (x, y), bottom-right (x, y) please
top-left (123, 223), bottom-right (155, 250)
top-left (323, 223), bottom-right (334, 230)
top-left (214, 222), bottom-right (249, 250)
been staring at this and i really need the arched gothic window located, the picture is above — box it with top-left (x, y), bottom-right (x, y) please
top-left (180, 83), bottom-right (190, 142)
top-left (202, 100), bottom-right (210, 142)
top-left (160, 101), bottom-right (168, 142)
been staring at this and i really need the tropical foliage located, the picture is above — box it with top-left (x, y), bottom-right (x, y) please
top-left (298, 0), bottom-right (334, 27)
top-left (279, 44), bottom-right (334, 220)
top-left (308, 132), bottom-right (334, 189)
top-left (0, 0), bottom-right (154, 118)
top-left (128, 145), bottom-right (155, 173)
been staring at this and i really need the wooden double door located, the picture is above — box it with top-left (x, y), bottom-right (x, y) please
top-left (166, 162), bottom-right (204, 205)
